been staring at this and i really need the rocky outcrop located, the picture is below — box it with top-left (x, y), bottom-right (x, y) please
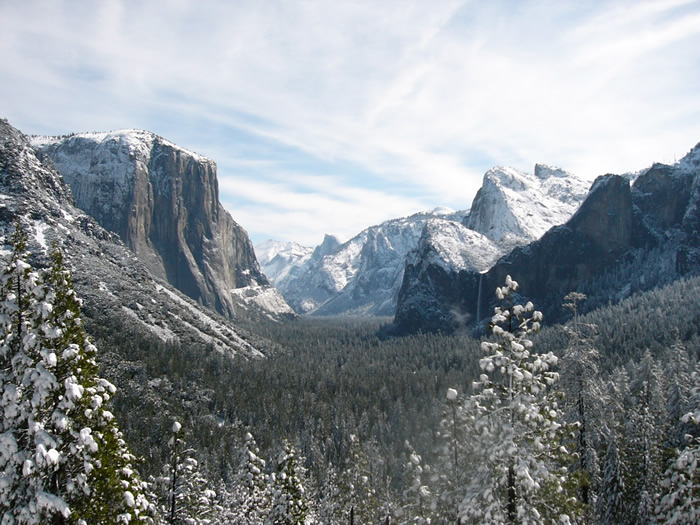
top-left (464, 165), bottom-right (589, 247)
top-left (393, 146), bottom-right (700, 335)
top-left (1, 118), bottom-right (272, 358)
top-left (32, 130), bottom-right (281, 320)
top-left (393, 219), bottom-right (500, 333)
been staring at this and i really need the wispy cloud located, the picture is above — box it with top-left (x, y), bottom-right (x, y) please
top-left (1, 0), bottom-right (699, 245)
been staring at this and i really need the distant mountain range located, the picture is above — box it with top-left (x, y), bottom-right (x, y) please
top-left (8, 115), bottom-right (699, 340)
top-left (257, 164), bottom-right (590, 318)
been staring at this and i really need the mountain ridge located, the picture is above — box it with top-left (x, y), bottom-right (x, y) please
top-left (261, 163), bottom-right (590, 318)
top-left (392, 142), bottom-right (700, 334)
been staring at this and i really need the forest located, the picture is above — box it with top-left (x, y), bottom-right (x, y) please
top-left (1, 223), bottom-right (699, 523)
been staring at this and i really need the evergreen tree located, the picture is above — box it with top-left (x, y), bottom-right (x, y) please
top-left (0, 228), bottom-right (151, 523)
top-left (560, 292), bottom-right (602, 521)
top-left (457, 276), bottom-right (581, 524)
top-left (267, 440), bottom-right (309, 524)
top-left (664, 336), bottom-right (693, 448)
top-left (155, 421), bottom-right (216, 524)
top-left (625, 350), bottom-right (667, 524)
top-left (231, 432), bottom-right (269, 524)
top-left (335, 434), bottom-right (380, 525)
top-left (595, 371), bottom-right (630, 525)
top-left (656, 369), bottom-right (700, 524)
top-left (401, 440), bottom-right (431, 524)
top-left (597, 431), bottom-right (626, 525)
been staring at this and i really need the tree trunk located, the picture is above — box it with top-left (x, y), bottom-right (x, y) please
top-left (508, 464), bottom-right (517, 524)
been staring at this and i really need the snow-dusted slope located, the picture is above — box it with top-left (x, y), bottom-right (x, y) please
top-left (1, 118), bottom-right (273, 358)
top-left (465, 164), bottom-right (589, 247)
top-left (266, 209), bottom-right (466, 316)
top-left (408, 218), bottom-right (501, 274)
top-left (256, 239), bottom-right (315, 287)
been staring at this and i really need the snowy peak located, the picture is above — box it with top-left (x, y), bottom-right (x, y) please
top-left (312, 234), bottom-right (342, 259)
top-left (464, 164), bottom-right (589, 244)
top-left (409, 218), bottom-right (500, 274)
top-left (255, 239), bottom-right (314, 286)
top-left (678, 141), bottom-right (700, 172)
top-left (534, 163), bottom-right (570, 179)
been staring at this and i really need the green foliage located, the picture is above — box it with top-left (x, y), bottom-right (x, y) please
top-left (0, 226), bottom-right (151, 523)
top-left (268, 440), bottom-right (309, 524)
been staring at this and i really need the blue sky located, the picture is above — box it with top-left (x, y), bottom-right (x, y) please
top-left (2, 0), bottom-right (700, 246)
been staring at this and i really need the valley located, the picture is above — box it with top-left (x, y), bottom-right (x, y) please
top-left (1, 116), bottom-right (699, 523)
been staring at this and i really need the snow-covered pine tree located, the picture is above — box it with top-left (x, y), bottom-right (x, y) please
top-left (596, 431), bottom-right (626, 525)
top-left (428, 388), bottom-right (472, 522)
top-left (655, 367), bottom-right (700, 524)
top-left (595, 370), bottom-right (630, 525)
top-left (267, 440), bottom-right (309, 524)
top-left (664, 336), bottom-right (693, 448)
top-left (231, 432), bottom-right (269, 524)
top-left (0, 226), bottom-right (151, 523)
top-left (401, 440), bottom-right (431, 524)
top-left (458, 275), bottom-right (581, 524)
top-left (625, 350), bottom-right (668, 523)
top-left (155, 421), bottom-right (217, 524)
top-left (335, 434), bottom-right (381, 524)
top-left (560, 292), bottom-right (602, 520)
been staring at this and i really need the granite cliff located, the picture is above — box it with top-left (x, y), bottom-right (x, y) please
top-left (393, 143), bottom-right (700, 334)
top-left (31, 130), bottom-right (287, 320)
top-left (1, 117), bottom-right (275, 358)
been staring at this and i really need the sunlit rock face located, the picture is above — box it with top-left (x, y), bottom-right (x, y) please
top-left (32, 129), bottom-right (283, 320)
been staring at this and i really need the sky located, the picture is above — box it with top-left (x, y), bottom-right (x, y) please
top-left (2, 0), bottom-right (700, 247)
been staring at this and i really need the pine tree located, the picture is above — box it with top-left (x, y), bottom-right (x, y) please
top-left (231, 432), bottom-right (269, 524)
top-left (0, 227), bottom-right (151, 523)
top-left (560, 292), bottom-right (602, 521)
top-left (595, 370), bottom-right (630, 525)
top-left (267, 440), bottom-right (309, 524)
top-left (597, 431), bottom-right (626, 525)
top-left (429, 388), bottom-right (472, 522)
top-left (155, 421), bottom-right (217, 524)
top-left (335, 434), bottom-right (381, 524)
top-left (401, 440), bottom-right (431, 524)
top-left (458, 275), bottom-right (581, 524)
top-left (655, 369), bottom-right (700, 524)
top-left (625, 350), bottom-right (667, 524)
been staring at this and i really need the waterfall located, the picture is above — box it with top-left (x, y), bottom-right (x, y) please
top-left (476, 272), bottom-right (484, 324)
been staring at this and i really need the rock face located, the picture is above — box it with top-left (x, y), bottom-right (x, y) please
top-left (394, 219), bottom-right (500, 333)
top-left (31, 130), bottom-right (284, 320)
top-left (1, 118), bottom-right (273, 358)
top-left (258, 210), bottom-right (470, 317)
top-left (464, 164), bottom-right (590, 247)
top-left (263, 165), bottom-right (590, 318)
top-left (393, 144), bottom-right (700, 334)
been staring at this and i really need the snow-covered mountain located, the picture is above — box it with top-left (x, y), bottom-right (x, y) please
top-left (257, 209), bottom-right (466, 316)
top-left (263, 163), bottom-right (589, 318)
top-left (394, 142), bottom-right (700, 334)
top-left (31, 129), bottom-right (293, 321)
top-left (464, 164), bottom-right (590, 249)
top-left (256, 239), bottom-right (316, 286)
top-left (1, 118), bottom-right (277, 358)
